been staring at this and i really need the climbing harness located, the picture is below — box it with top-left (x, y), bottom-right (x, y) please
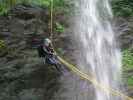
top-left (49, 0), bottom-right (133, 100)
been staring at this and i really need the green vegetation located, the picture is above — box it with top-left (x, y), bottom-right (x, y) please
top-left (0, 40), bottom-right (7, 56)
top-left (122, 49), bottom-right (133, 86)
top-left (55, 22), bottom-right (65, 33)
top-left (127, 77), bottom-right (133, 86)
top-left (0, 0), bottom-right (70, 16)
top-left (122, 49), bottom-right (133, 70)
top-left (0, 0), bottom-right (17, 15)
top-left (112, 0), bottom-right (133, 17)
top-left (0, 0), bottom-right (132, 17)
top-left (0, 40), bottom-right (5, 48)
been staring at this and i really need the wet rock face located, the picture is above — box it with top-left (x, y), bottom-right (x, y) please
top-left (0, 5), bottom-right (49, 38)
top-left (0, 5), bottom-right (60, 100)
top-left (115, 17), bottom-right (133, 49)
top-left (10, 5), bottom-right (48, 20)
top-left (0, 58), bottom-right (60, 100)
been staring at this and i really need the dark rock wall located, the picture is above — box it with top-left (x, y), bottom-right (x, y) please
top-left (0, 5), bottom-right (61, 100)
top-left (114, 17), bottom-right (133, 49)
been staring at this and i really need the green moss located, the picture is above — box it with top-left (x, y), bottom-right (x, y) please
top-left (127, 77), bottom-right (133, 86)
top-left (0, 0), bottom-right (70, 16)
top-left (122, 49), bottom-right (133, 70)
top-left (112, 0), bottom-right (133, 17)
top-left (0, 40), bottom-right (8, 56)
top-left (55, 22), bottom-right (65, 33)
top-left (0, 40), bottom-right (6, 48)
top-left (122, 49), bottom-right (133, 86)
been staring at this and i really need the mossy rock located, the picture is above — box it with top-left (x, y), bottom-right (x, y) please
top-left (0, 40), bottom-right (8, 57)
top-left (122, 49), bottom-right (133, 70)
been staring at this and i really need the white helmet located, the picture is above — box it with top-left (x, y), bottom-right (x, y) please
top-left (44, 38), bottom-right (51, 46)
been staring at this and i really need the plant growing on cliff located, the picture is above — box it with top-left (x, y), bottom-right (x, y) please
top-left (0, 0), bottom-right (17, 15)
top-left (0, 40), bottom-right (8, 56)
top-left (122, 49), bottom-right (133, 86)
top-left (55, 22), bottom-right (65, 33)
top-left (0, 0), bottom-right (70, 15)
top-left (112, 0), bottom-right (133, 17)
top-left (123, 49), bottom-right (133, 70)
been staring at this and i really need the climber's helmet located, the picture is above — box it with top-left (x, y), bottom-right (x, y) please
top-left (44, 38), bottom-right (52, 47)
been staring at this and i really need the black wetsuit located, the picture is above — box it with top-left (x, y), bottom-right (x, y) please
top-left (37, 44), bottom-right (61, 72)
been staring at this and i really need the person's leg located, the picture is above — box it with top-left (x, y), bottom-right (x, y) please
top-left (42, 57), bottom-right (46, 64)
top-left (46, 57), bottom-right (61, 72)
top-left (52, 57), bottom-right (63, 73)
top-left (54, 64), bottom-right (62, 73)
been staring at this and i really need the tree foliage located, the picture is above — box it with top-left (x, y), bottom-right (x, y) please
top-left (0, 0), bottom-right (133, 17)
top-left (0, 0), bottom-right (69, 16)
top-left (0, 0), bottom-right (16, 15)
top-left (111, 0), bottom-right (133, 17)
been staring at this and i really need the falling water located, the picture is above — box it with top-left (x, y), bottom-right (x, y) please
top-left (72, 0), bottom-right (123, 100)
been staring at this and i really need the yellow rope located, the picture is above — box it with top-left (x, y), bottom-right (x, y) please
top-left (50, 0), bottom-right (133, 100)
top-left (50, 0), bottom-right (53, 40)
top-left (57, 56), bottom-right (133, 100)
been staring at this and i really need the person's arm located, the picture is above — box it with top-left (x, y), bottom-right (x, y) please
top-left (49, 44), bottom-right (55, 53)
top-left (43, 46), bottom-right (53, 55)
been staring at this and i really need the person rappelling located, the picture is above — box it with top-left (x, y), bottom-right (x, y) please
top-left (37, 38), bottom-right (62, 73)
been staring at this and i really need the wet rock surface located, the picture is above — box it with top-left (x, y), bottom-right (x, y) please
top-left (115, 17), bottom-right (133, 49)
top-left (0, 5), bottom-right (62, 100)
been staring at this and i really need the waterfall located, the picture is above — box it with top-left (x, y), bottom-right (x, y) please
top-left (72, 0), bottom-right (123, 100)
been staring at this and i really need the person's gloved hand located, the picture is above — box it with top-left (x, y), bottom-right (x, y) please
top-left (49, 52), bottom-right (55, 56)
